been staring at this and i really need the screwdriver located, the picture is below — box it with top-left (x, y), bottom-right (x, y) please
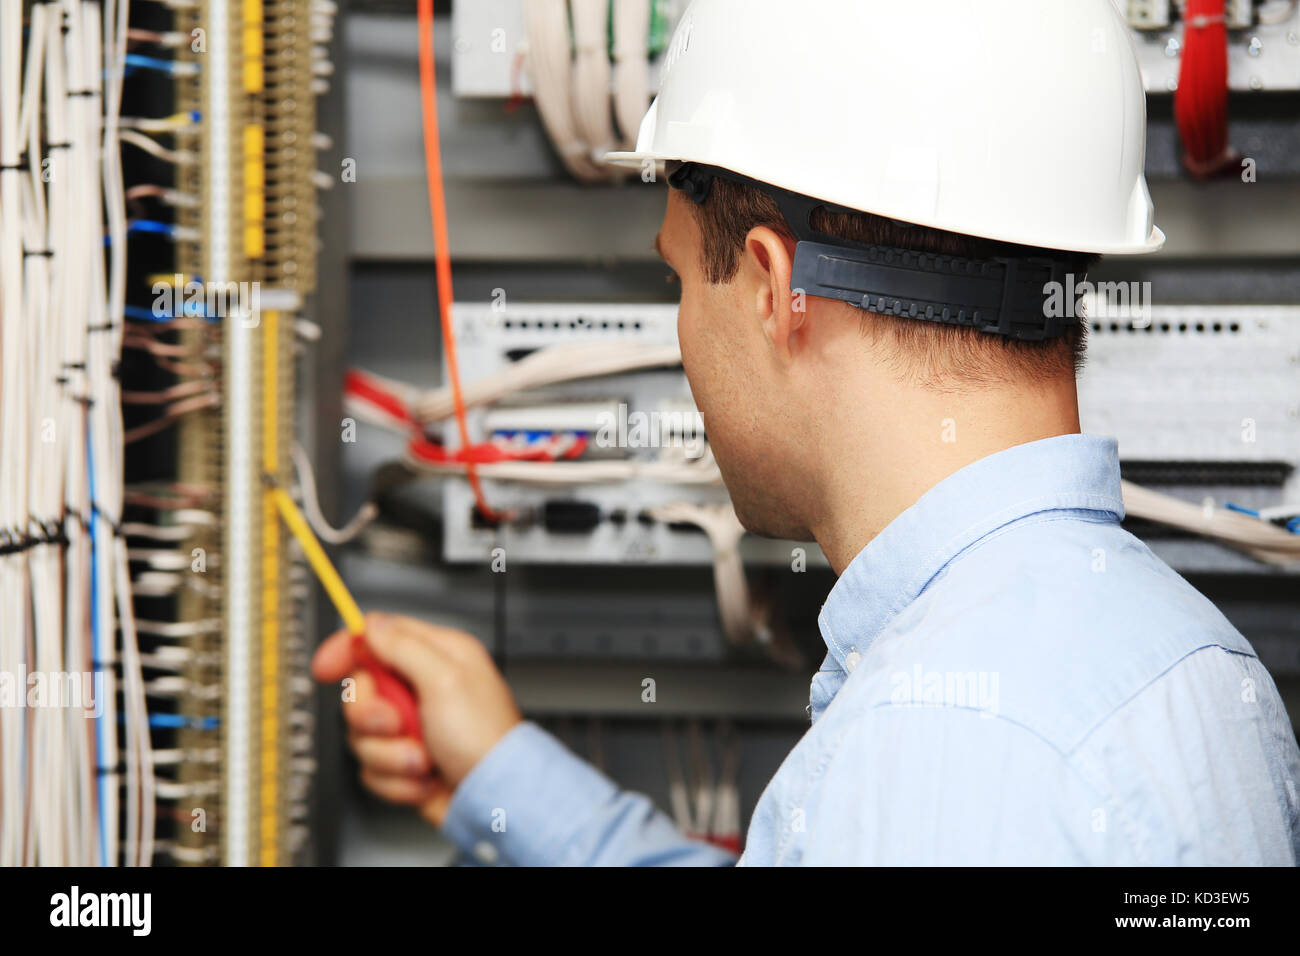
top-left (266, 479), bottom-right (424, 740)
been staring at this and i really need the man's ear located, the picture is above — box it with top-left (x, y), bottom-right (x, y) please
top-left (743, 225), bottom-right (805, 363)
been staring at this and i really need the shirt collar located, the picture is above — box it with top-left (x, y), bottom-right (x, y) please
top-left (817, 433), bottom-right (1125, 670)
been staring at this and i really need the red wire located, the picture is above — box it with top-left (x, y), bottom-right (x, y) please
top-left (504, 50), bottom-right (527, 114)
top-left (417, 0), bottom-right (505, 521)
top-left (408, 434), bottom-right (590, 466)
top-left (1175, 0), bottom-right (1234, 179)
top-left (343, 370), bottom-right (413, 425)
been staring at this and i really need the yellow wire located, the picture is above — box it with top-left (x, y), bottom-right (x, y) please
top-left (259, 307), bottom-right (364, 866)
top-left (270, 487), bottom-right (366, 635)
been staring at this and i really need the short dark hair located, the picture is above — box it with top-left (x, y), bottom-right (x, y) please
top-left (683, 177), bottom-right (1099, 389)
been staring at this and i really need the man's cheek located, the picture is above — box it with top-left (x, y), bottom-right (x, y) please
top-left (675, 307), bottom-right (703, 392)
top-left (678, 340), bottom-right (704, 407)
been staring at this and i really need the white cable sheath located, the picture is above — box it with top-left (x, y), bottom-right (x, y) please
top-left (291, 442), bottom-right (379, 545)
top-left (1, 0), bottom-right (30, 867)
top-left (523, 0), bottom-right (607, 181)
top-left (0, 0), bottom-right (150, 867)
top-left (611, 0), bottom-right (651, 147)
top-left (104, 0), bottom-right (154, 867)
top-left (1121, 481), bottom-right (1300, 565)
top-left (23, 0), bottom-right (68, 866)
top-left (409, 342), bottom-right (682, 423)
top-left (649, 501), bottom-right (770, 647)
top-left (570, 0), bottom-right (617, 159)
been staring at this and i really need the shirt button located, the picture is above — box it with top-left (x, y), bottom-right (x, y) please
top-left (473, 840), bottom-right (499, 865)
top-left (844, 651), bottom-right (861, 672)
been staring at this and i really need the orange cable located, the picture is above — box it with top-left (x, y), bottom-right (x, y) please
top-left (417, 0), bottom-right (504, 521)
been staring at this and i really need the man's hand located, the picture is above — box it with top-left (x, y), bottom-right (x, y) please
top-left (311, 612), bottom-right (522, 827)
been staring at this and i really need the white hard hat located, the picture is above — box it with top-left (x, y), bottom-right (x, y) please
top-left (606, 0), bottom-right (1164, 257)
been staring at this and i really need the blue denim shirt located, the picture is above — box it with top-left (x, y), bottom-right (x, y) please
top-left (441, 435), bottom-right (1300, 865)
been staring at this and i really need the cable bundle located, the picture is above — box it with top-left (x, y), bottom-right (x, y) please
top-left (649, 501), bottom-right (770, 649)
top-left (570, 0), bottom-right (617, 158)
top-left (1175, 0), bottom-right (1239, 178)
top-left (0, 0), bottom-right (152, 866)
top-left (0, 0), bottom-right (29, 868)
top-left (1121, 480), bottom-right (1300, 564)
top-left (611, 0), bottom-right (652, 147)
top-left (522, 0), bottom-right (650, 182)
top-left (663, 721), bottom-right (742, 853)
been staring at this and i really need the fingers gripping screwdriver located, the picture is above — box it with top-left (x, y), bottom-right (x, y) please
top-left (268, 482), bottom-right (424, 740)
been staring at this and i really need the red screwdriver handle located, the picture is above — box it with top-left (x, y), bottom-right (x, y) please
top-left (351, 634), bottom-right (423, 740)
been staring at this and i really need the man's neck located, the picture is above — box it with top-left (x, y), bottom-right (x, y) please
top-left (809, 377), bottom-right (1082, 575)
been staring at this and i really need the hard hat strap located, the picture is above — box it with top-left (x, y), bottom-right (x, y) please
top-left (668, 162), bottom-right (1086, 342)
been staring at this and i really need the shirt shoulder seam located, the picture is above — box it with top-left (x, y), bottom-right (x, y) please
top-left (1066, 641), bottom-right (1255, 755)
top-left (860, 699), bottom-right (1148, 862)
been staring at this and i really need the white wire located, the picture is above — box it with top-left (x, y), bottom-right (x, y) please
top-left (712, 723), bottom-right (741, 843)
top-left (570, 0), bottom-right (617, 160)
top-left (408, 341), bottom-right (682, 423)
top-left (523, 0), bottom-right (608, 182)
top-left (20, 0), bottom-right (61, 866)
top-left (649, 500), bottom-right (771, 647)
top-left (290, 442), bottom-right (378, 545)
top-left (662, 724), bottom-right (694, 832)
top-left (107, 0), bottom-right (155, 865)
top-left (0, 0), bottom-right (149, 867)
top-left (121, 520), bottom-right (202, 542)
top-left (119, 113), bottom-right (198, 133)
top-left (119, 128), bottom-right (196, 165)
top-left (611, 0), bottom-right (651, 147)
top-left (71, 0), bottom-right (133, 869)
top-left (1, 0), bottom-right (31, 866)
top-left (686, 720), bottom-right (715, 837)
top-left (1121, 481), bottom-right (1300, 565)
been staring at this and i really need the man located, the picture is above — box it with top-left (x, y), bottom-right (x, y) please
top-left (313, 0), bottom-right (1300, 864)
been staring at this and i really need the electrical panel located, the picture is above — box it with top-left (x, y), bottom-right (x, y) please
top-left (1080, 305), bottom-right (1300, 571)
top-left (441, 302), bottom-right (1300, 574)
top-left (441, 303), bottom-right (804, 567)
top-left (1127, 0), bottom-right (1300, 91)
top-left (1080, 305), bottom-right (1300, 470)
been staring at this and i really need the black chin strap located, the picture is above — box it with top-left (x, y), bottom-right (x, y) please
top-left (668, 162), bottom-right (1087, 342)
